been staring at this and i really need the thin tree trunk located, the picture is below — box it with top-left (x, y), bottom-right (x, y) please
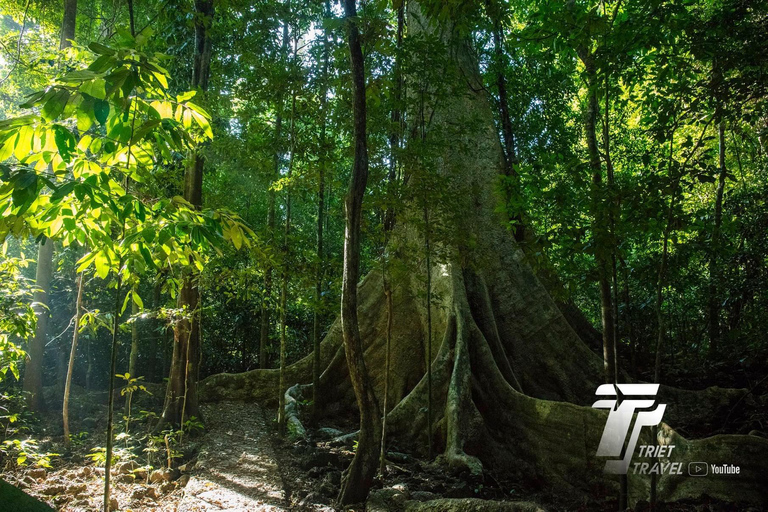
top-left (278, 88), bottom-right (297, 436)
top-left (380, 0), bottom-right (404, 474)
top-left (654, 202), bottom-right (675, 384)
top-left (338, 0), bottom-right (381, 504)
top-left (708, 120), bottom-right (726, 357)
top-left (61, 0), bottom-right (77, 49)
top-left (125, 287), bottom-right (139, 416)
top-left (312, 0), bottom-right (331, 425)
top-left (260, 18), bottom-right (290, 370)
top-left (103, 269), bottom-right (123, 512)
top-left (160, 0), bottom-right (213, 428)
top-left (128, 287), bottom-right (139, 378)
top-left (24, 0), bottom-right (77, 412)
top-left (148, 280), bottom-right (161, 381)
top-left (424, 204), bottom-right (433, 460)
top-left (63, 272), bottom-right (84, 449)
top-left (127, 0), bottom-right (135, 36)
top-left (27, 238), bottom-right (54, 411)
top-left (486, 2), bottom-right (526, 242)
top-left (580, 53), bottom-right (616, 384)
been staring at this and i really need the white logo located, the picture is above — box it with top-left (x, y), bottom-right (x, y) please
top-left (592, 384), bottom-right (666, 474)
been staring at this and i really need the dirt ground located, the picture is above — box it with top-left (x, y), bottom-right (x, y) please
top-left (3, 399), bottom-right (763, 511)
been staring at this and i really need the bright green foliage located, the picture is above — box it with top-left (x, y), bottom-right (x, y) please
top-left (0, 29), bottom-right (253, 295)
top-left (0, 243), bottom-right (36, 381)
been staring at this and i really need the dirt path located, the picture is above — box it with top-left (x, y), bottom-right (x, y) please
top-left (178, 402), bottom-right (293, 511)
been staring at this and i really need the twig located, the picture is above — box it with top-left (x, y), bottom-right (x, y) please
top-left (0, 0), bottom-right (31, 87)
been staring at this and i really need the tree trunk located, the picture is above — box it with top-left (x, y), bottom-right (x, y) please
top-left (582, 55), bottom-right (616, 384)
top-left (708, 120), bottom-right (726, 357)
top-left (103, 270), bottom-right (123, 512)
top-left (60, 0), bottom-right (77, 49)
top-left (337, 0), bottom-right (381, 505)
top-left (24, 0), bottom-right (77, 412)
top-left (260, 19), bottom-right (290, 371)
top-left (125, 287), bottom-right (139, 416)
top-left (312, 0), bottom-right (331, 424)
top-left (23, 239), bottom-right (52, 412)
top-left (128, 287), bottom-right (139, 378)
top-left (278, 90), bottom-right (297, 436)
top-left (63, 272), bottom-right (84, 449)
top-left (148, 279), bottom-right (161, 382)
top-left (160, 0), bottom-right (213, 427)
top-left (380, 0), bottom-right (404, 472)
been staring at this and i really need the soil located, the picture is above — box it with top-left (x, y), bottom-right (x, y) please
top-left (2, 398), bottom-right (764, 511)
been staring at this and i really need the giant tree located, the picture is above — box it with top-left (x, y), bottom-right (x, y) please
top-left (201, 2), bottom-right (768, 508)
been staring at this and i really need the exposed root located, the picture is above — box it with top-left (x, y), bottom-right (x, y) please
top-left (284, 384), bottom-right (308, 440)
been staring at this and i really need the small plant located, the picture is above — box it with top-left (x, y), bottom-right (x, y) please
top-left (1, 438), bottom-right (59, 469)
top-left (183, 416), bottom-right (204, 435)
top-left (86, 444), bottom-right (133, 467)
top-left (0, 391), bottom-right (37, 439)
top-left (68, 431), bottom-right (89, 449)
top-left (117, 373), bottom-right (152, 435)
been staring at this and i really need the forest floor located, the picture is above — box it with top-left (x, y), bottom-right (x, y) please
top-left (2, 394), bottom-right (765, 511)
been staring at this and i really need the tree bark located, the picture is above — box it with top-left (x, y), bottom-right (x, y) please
top-left (23, 239), bottom-right (53, 412)
top-left (380, 0), bottom-right (405, 473)
top-left (708, 120), bottom-right (726, 357)
top-left (60, 0), bottom-right (77, 49)
top-left (581, 54), bottom-right (616, 384)
top-left (24, 0), bottom-right (77, 413)
top-left (312, 0), bottom-right (331, 424)
top-left (260, 19), bottom-right (290, 370)
top-left (160, 0), bottom-right (213, 427)
top-left (103, 270), bottom-right (123, 512)
top-left (337, 0), bottom-right (382, 505)
top-left (278, 89), bottom-right (297, 436)
top-left (62, 272), bottom-right (84, 449)
top-left (148, 279), bottom-right (161, 381)
top-left (128, 287), bottom-right (139, 379)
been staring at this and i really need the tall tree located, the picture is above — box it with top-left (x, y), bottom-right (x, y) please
top-left (160, 0), bottom-right (215, 427)
top-left (260, 16), bottom-right (290, 370)
top-left (380, 0), bottom-right (404, 472)
top-left (708, 120), bottom-right (727, 356)
top-left (23, 0), bottom-right (78, 413)
top-left (278, 86), bottom-right (297, 436)
top-left (578, 46), bottom-right (617, 384)
top-left (62, 271), bottom-right (84, 449)
top-left (337, 0), bottom-right (381, 504)
top-left (312, 0), bottom-right (332, 426)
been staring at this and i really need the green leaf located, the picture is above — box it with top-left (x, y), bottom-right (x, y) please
top-left (0, 114), bottom-right (36, 130)
top-left (94, 100), bottom-right (110, 125)
top-left (132, 291), bottom-right (144, 310)
top-left (51, 181), bottom-right (76, 202)
top-left (62, 69), bottom-right (100, 82)
top-left (19, 90), bottom-right (45, 109)
top-left (121, 290), bottom-right (132, 315)
top-left (176, 91), bottom-right (196, 102)
top-left (94, 251), bottom-right (110, 279)
top-left (41, 90), bottom-right (70, 121)
top-left (88, 55), bottom-right (115, 73)
top-left (76, 252), bottom-right (97, 273)
top-left (80, 78), bottom-right (107, 100)
top-left (76, 102), bottom-right (95, 132)
top-left (53, 126), bottom-right (76, 162)
top-left (88, 42), bottom-right (116, 56)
